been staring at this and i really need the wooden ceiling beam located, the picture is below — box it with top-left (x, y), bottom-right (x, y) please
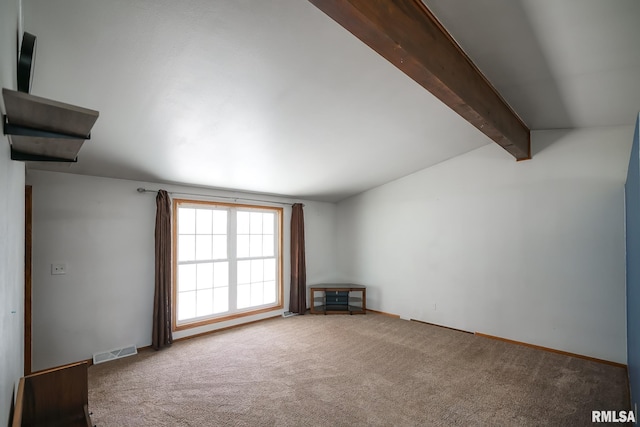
top-left (308, 0), bottom-right (531, 160)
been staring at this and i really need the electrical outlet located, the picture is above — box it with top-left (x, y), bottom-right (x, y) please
top-left (51, 264), bottom-right (66, 275)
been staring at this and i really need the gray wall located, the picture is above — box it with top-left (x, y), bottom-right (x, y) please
top-left (27, 171), bottom-right (338, 370)
top-left (626, 115), bottom-right (640, 415)
top-left (0, 0), bottom-right (26, 423)
top-left (336, 127), bottom-right (632, 364)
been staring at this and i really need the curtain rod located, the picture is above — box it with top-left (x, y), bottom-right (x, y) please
top-left (136, 188), bottom-right (298, 207)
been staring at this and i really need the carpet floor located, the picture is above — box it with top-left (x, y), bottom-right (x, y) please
top-left (88, 313), bottom-right (629, 426)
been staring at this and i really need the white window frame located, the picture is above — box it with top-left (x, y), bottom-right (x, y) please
top-left (172, 199), bottom-right (283, 331)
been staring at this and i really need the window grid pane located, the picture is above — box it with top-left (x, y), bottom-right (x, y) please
top-left (196, 209), bottom-right (213, 234)
top-left (196, 263), bottom-right (213, 290)
top-left (213, 287), bottom-right (229, 313)
top-left (237, 211), bottom-right (276, 259)
top-left (212, 235), bottom-right (227, 259)
top-left (178, 235), bottom-right (195, 262)
top-left (178, 264), bottom-right (196, 292)
top-left (195, 235), bottom-right (212, 260)
top-left (249, 235), bottom-right (262, 257)
top-left (213, 262), bottom-right (228, 288)
top-left (264, 281), bottom-right (276, 304)
top-left (177, 204), bottom-right (280, 325)
top-left (179, 208), bottom-right (196, 234)
top-left (178, 290), bottom-right (196, 320)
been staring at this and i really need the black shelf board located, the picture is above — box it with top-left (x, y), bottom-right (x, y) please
top-left (313, 304), bottom-right (366, 314)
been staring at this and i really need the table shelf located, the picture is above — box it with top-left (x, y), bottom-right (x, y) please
top-left (309, 284), bottom-right (366, 315)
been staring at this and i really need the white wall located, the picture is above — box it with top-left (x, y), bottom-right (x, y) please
top-left (0, 0), bottom-right (26, 424)
top-left (26, 126), bottom-right (632, 368)
top-left (27, 170), bottom-right (337, 370)
top-left (336, 127), bottom-right (632, 364)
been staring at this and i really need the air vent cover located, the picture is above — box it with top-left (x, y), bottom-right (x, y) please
top-left (93, 345), bottom-right (138, 365)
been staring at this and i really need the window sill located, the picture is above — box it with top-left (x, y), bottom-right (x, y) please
top-left (173, 303), bottom-right (284, 332)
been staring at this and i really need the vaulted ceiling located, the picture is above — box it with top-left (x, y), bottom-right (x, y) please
top-left (17, 0), bottom-right (640, 202)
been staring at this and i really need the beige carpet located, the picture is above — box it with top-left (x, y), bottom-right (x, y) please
top-left (88, 313), bottom-right (629, 426)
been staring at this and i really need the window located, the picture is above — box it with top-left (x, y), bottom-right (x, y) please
top-left (173, 200), bottom-right (283, 330)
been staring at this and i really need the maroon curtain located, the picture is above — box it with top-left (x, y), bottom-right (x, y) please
top-left (152, 190), bottom-right (173, 350)
top-left (289, 203), bottom-right (307, 314)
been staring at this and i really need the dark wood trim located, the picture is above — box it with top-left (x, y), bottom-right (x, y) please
top-left (173, 199), bottom-right (286, 211)
top-left (307, 0), bottom-right (531, 160)
top-left (173, 313), bottom-right (282, 343)
top-left (278, 207), bottom-right (284, 313)
top-left (24, 185), bottom-right (32, 375)
top-left (27, 360), bottom-right (88, 377)
top-left (411, 318), bottom-right (474, 334)
top-left (173, 305), bottom-right (284, 332)
top-left (171, 198), bottom-right (178, 332)
top-left (475, 332), bottom-right (627, 368)
top-left (366, 308), bottom-right (400, 318)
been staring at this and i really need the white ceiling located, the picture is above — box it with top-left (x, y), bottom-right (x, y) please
top-left (18, 0), bottom-right (640, 202)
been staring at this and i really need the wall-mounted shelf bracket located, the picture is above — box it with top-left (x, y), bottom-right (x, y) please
top-left (4, 115), bottom-right (83, 162)
top-left (10, 146), bottom-right (78, 162)
top-left (2, 88), bottom-right (99, 163)
top-left (3, 115), bottom-right (90, 141)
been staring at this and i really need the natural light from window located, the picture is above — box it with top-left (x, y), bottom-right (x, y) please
top-left (173, 200), bottom-right (282, 329)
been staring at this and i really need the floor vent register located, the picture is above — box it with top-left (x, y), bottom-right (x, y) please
top-left (93, 345), bottom-right (138, 365)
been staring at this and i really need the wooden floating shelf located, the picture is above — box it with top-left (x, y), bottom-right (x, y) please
top-left (2, 88), bottom-right (99, 162)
